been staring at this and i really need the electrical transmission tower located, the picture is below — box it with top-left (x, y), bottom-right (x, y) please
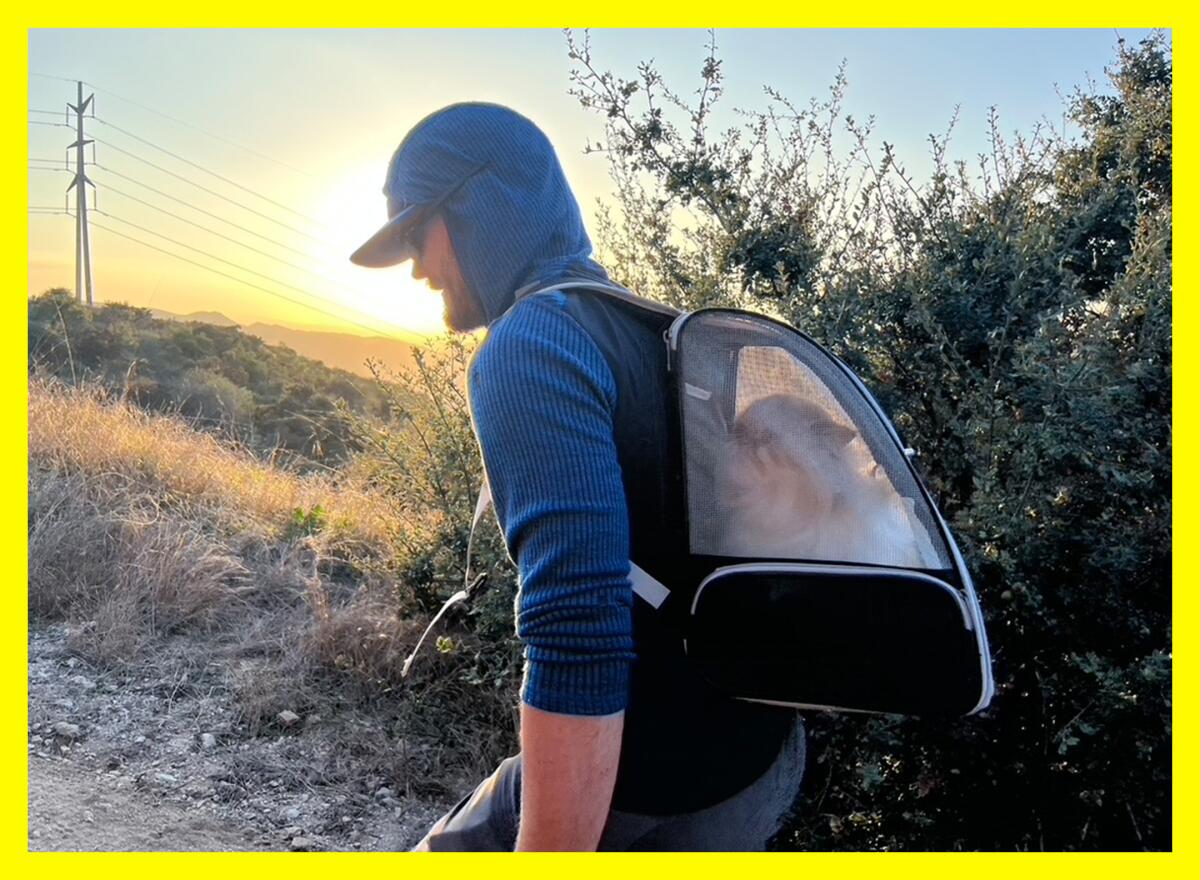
top-left (66, 81), bottom-right (95, 306)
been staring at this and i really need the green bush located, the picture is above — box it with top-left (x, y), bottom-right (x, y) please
top-left (568, 30), bottom-right (1171, 850)
top-left (338, 336), bottom-right (522, 668)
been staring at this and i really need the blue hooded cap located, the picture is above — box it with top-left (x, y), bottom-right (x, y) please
top-left (353, 103), bottom-right (609, 327)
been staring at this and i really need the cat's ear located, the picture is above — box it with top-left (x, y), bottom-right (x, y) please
top-left (829, 422), bottom-right (858, 448)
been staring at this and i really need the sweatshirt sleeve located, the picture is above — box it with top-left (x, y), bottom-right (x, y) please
top-left (467, 293), bottom-right (634, 716)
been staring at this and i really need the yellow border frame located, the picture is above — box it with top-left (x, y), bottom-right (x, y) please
top-left (7, 9), bottom-right (1183, 877)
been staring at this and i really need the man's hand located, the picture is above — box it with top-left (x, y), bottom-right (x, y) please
top-left (515, 702), bottom-right (624, 851)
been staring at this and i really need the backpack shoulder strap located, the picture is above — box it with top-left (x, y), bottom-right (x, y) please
top-left (512, 279), bottom-right (682, 320)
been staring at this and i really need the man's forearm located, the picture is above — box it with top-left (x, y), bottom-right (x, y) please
top-left (515, 702), bottom-right (624, 851)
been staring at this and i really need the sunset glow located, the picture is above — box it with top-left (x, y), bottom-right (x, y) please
top-left (313, 161), bottom-right (450, 337)
top-left (29, 28), bottom-right (1155, 342)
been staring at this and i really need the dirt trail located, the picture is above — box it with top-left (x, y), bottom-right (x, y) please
top-left (29, 756), bottom-right (269, 852)
top-left (27, 623), bottom-right (449, 852)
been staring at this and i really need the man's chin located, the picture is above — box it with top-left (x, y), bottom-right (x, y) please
top-left (443, 289), bottom-right (487, 332)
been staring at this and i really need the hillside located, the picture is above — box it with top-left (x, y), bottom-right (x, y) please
top-left (149, 308), bottom-right (419, 379)
top-left (243, 322), bottom-right (417, 380)
top-left (150, 308), bottom-right (239, 328)
top-left (29, 290), bottom-right (400, 467)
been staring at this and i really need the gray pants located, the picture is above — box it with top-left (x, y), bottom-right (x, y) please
top-left (413, 716), bottom-right (805, 851)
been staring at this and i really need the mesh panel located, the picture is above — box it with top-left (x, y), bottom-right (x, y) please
top-left (677, 311), bottom-right (951, 569)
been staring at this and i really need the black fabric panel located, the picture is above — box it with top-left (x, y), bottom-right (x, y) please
top-left (562, 290), bottom-right (795, 816)
top-left (687, 568), bottom-right (984, 717)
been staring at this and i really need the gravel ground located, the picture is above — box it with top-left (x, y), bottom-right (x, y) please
top-left (27, 623), bottom-right (451, 852)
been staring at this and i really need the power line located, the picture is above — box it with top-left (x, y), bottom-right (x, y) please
top-left (88, 217), bottom-right (391, 337)
top-left (91, 135), bottom-right (326, 245)
top-left (97, 180), bottom-right (363, 292)
top-left (84, 80), bottom-right (316, 178)
top-left (91, 164), bottom-right (320, 261)
top-left (95, 208), bottom-right (341, 309)
top-left (93, 116), bottom-right (329, 230)
top-left (91, 210), bottom-right (389, 337)
top-left (30, 72), bottom-right (81, 84)
top-left (31, 72), bottom-right (379, 327)
top-left (33, 72), bottom-right (316, 178)
top-left (36, 74), bottom-right (316, 179)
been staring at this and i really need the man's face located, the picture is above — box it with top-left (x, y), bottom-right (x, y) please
top-left (410, 215), bottom-right (486, 332)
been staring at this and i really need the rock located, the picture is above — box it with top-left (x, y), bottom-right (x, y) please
top-left (289, 837), bottom-right (316, 852)
top-left (52, 722), bottom-right (83, 740)
top-left (53, 698), bottom-right (75, 711)
top-left (283, 807), bottom-right (301, 821)
top-left (200, 733), bottom-right (218, 750)
top-left (305, 715), bottom-right (322, 728)
top-left (374, 787), bottom-right (395, 800)
top-left (155, 773), bottom-right (178, 785)
top-left (276, 710), bottom-right (301, 727)
top-left (282, 825), bottom-right (302, 837)
top-left (133, 735), bottom-right (146, 745)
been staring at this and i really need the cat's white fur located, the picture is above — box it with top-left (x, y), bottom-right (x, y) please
top-left (720, 394), bottom-right (931, 567)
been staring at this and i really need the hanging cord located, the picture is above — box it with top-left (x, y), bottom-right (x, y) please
top-left (401, 479), bottom-right (492, 678)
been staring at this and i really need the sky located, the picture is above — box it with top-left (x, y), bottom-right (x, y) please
top-left (27, 28), bottom-right (1163, 339)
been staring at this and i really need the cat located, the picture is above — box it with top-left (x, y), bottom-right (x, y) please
top-left (719, 393), bottom-right (931, 567)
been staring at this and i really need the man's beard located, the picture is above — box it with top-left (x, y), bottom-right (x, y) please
top-left (442, 282), bottom-right (487, 332)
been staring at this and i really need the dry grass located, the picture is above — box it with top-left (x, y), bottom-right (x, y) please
top-left (29, 465), bottom-right (247, 662)
top-left (27, 376), bottom-right (411, 666)
top-left (27, 376), bottom-right (520, 791)
top-left (28, 377), bottom-right (396, 546)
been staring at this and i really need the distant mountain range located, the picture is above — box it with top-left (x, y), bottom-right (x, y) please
top-left (150, 309), bottom-right (418, 378)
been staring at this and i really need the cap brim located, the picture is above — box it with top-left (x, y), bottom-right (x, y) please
top-left (349, 204), bottom-right (422, 268)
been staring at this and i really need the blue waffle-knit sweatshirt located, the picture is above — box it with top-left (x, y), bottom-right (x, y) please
top-left (468, 290), bottom-right (636, 716)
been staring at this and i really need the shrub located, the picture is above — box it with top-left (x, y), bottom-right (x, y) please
top-left (569, 30), bottom-right (1171, 850)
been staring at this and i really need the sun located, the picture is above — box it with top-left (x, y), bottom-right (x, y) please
top-left (308, 161), bottom-right (448, 339)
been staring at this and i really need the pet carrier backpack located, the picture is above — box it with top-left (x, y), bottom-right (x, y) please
top-left (406, 280), bottom-right (994, 718)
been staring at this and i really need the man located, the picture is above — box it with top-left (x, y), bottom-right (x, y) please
top-left (350, 102), bottom-right (805, 851)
